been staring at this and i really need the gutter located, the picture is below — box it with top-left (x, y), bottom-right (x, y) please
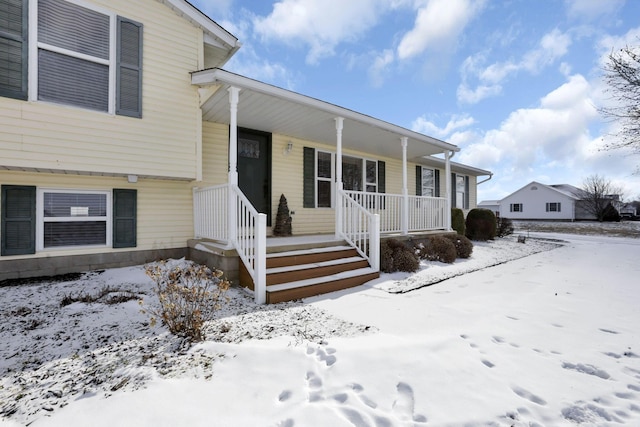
top-left (477, 173), bottom-right (493, 185)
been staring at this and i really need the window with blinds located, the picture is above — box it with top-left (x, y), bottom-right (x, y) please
top-left (41, 190), bottom-right (109, 248)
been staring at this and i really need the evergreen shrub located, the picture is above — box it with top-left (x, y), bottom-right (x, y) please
top-left (465, 208), bottom-right (497, 241)
top-left (451, 208), bottom-right (466, 235)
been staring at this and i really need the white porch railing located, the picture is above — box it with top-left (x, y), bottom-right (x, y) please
top-left (193, 184), bottom-right (228, 242)
top-left (193, 184), bottom-right (266, 304)
top-left (338, 189), bottom-right (380, 270)
top-left (343, 190), bottom-right (447, 233)
top-left (407, 195), bottom-right (448, 231)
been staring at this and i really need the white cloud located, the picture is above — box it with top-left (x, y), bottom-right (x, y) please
top-left (565, 0), bottom-right (625, 21)
top-left (252, 0), bottom-right (387, 64)
top-left (412, 114), bottom-right (476, 139)
top-left (458, 29), bottom-right (572, 104)
top-left (368, 50), bottom-right (395, 88)
top-left (457, 74), bottom-right (599, 177)
top-left (397, 0), bottom-right (486, 60)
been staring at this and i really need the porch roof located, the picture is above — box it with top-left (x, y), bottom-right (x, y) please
top-left (191, 68), bottom-right (460, 161)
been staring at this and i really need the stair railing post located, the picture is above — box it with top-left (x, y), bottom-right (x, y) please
top-left (370, 213), bottom-right (380, 271)
top-left (254, 213), bottom-right (267, 304)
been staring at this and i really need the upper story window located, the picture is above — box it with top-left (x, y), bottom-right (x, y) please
top-left (0, 0), bottom-right (142, 117)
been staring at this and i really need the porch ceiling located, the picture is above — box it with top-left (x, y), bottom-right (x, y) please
top-left (192, 68), bottom-right (459, 161)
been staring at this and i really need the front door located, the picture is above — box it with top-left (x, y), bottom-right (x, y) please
top-left (237, 129), bottom-right (272, 226)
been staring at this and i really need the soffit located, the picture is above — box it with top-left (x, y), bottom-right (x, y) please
top-left (193, 69), bottom-right (459, 161)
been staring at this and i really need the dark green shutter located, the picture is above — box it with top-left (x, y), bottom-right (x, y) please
top-left (113, 189), bottom-right (137, 248)
top-left (1, 185), bottom-right (35, 255)
top-left (434, 169), bottom-right (440, 197)
top-left (0, 0), bottom-right (29, 100)
top-left (464, 176), bottom-right (470, 209)
top-left (303, 147), bottom-right (315, 208)
top-left (116, 16), bottom-right (143, 118)
top-left (415, 165), bottom-right (422, 196)
top-left (377, 161), bottom-right (385, 193)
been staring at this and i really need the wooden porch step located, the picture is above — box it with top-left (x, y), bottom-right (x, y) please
top-left (266, 245), bottom-right (358, 268)
top-left (266, 267), bottom-right (380, 304)
top-left (266, 256), bottom-right (369, 285)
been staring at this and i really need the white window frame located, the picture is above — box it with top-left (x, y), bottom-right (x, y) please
top-left (421, 167), bottom-right (435, 197)
top-left (28, 0), bottom-right (118, 113)
top-left (36, 188), bottom-right (112, 251)
top-left (315, 150), bottom-right (334, 208)
top-left (342, 155), bottom-right (378, 193)
top-left (510, 203), bottom-right (523, 212)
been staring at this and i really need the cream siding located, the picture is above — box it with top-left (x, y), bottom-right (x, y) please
top-left (0, 0), bottom-right (204, 180)
top-left (0, 171), bottom-right (193, 260)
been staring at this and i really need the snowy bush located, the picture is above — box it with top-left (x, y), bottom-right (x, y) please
top-left (380, 239), bottom-right (419, 273)
top-left (443, 234), bottom-right (473, 259)
top-left (144, 260), bottom-right (230, 342)
top-left (415, 235), bottom-right (457, 264)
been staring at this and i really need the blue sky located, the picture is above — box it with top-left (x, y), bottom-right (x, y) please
top-left (191, 0), bottom-right (640, 202)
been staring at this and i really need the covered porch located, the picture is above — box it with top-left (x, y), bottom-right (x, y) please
top-left (191, 68), bottom-right (459, 303)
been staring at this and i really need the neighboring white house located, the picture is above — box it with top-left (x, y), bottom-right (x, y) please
top-left (489, 182), bottom-right (581, 220)
top-left (484, 181), bottom-right (626, 221)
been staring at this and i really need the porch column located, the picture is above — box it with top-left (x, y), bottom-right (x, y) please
top-left (228, 86), bottom-right (240, 186)
top-left (335, 117), bottom-right (344, 238)
top-left (228, 86), bottom-right (240, 244)
top-left (401, 137), bottom-right (409, 235)
top-left (445, 150), bottom-right (453, 231)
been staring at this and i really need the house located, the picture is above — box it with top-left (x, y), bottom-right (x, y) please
top-left (491, 181), bottom-right (621, 221)
top-left (0, 0), bottom-right (491, 303)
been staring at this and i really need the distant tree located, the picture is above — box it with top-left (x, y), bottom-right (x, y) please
top-left (600, 43), bottom-right (640, 163)
top-left (581, 174), bottom-right (624, 222)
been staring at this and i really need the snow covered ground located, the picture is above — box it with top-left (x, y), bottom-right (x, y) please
top-left (1, 230), bottom-right (639, 426)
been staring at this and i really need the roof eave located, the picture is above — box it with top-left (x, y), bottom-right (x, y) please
top-left (191, 68), bottom-right (459, 154)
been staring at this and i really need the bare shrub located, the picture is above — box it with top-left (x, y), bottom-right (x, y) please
top-left (144, 261), bottom-right (230, 342)
top-left (496, 217), bottom-right (514, 237)
top-left (443, 234), bottom-right (474, 259)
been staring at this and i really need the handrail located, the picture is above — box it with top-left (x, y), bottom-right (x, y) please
top-left (337, 189), bottom-right (380, 271)
top-left (193, 184), bottom-right (266, 304)
top-left (230, 185), bottom-right (267, 304)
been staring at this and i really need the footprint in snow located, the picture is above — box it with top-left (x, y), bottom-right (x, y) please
top-left (512, 386), bottom-right (547, 406)
top-left (392, 382), bottom-right (427, 424)
top-left (562, 362), bottom-right (610, 380)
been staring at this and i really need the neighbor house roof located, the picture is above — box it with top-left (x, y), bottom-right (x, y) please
top-left (191, 68), bottom-right (461, 162)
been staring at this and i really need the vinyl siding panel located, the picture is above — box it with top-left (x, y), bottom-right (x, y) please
top-left (0, 170), bottom-right (193, 259)
top-left (0, 0), bottom-right (202, 180)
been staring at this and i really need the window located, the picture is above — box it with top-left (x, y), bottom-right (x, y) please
top-left (316, 150), bottom-right (333, 208)
top-left (546, 202), bottom-right (561, 212)
top-left (38, 189), bottom-right (110, 249)
top-left (510, 203), bottom-right (523, 212)
top-left (303, 147), bottom-right (386, 208)
top-left (421, 168), bottom-right (435, 197)
top-left (415, 166), bottom-right (440, 197)
top-left (451, 173), bottom-right (469, 209)
top-left (0, 0), bottom-right (29, 99)
top-left (0, 0), bottom-right (143, 116)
